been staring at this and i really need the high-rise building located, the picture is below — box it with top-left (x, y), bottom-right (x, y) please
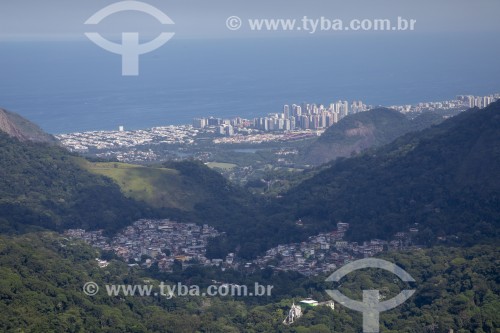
top-left (192, 118), bottom-right (207, 128)
top-left (262, 118), bottom-right (268, 131)
top-left (310, 115), bottom-right (320, 129)
top-left (334, 101), bottom-right (341, 114)
top-left (225, 125), bottom-right (234, 136)
top-left (207, 117), bottom-right (222, 126)
top-left (340, 101), bottom-right (349, 118)
top-left (277, 118), bottom-right (285, 130)
top-left (283, 105), bottom-right (290, 119)
top-left (300, 115), bottom-right (309, 129)
top-left (483, 96), bottom-right (492, 107)
top-left (475, 97), bottom-right (483, 108)
top-left (231, 117), bottom-right (242, 126)
top-left (294, 105), bottom-right (302, 117)
top-left (284, 119), bottom-right (291, 131)
top-left (467, 95), bottom-right (475, 108)
top-left (267, 118), bottom-right (274, 131)
top-left (326, 114), bottom-right (335, 127)
top-left (351, 101), bottom-right (365, 114)
top-left (321, 112), bottom-right (327, 128)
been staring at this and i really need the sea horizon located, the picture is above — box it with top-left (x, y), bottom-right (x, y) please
top-left (1, 34), bottom-right (499, 134)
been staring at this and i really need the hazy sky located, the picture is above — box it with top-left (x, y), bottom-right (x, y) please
top-left (1, 0), bottom-right (499, 40)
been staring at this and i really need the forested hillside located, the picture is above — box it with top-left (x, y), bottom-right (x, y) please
top-left (278, 101), bottom-right (500, 245)
top-left (0, 132), bottom-right (152, 233)
top-left (0, 233), bottom-right (497, 332)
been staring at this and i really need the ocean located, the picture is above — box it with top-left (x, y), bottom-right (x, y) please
top-left (0, 33), bottom-right (499, 134)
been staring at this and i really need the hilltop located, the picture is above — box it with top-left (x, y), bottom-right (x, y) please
top-left (82, 162), bottom-right (202, 211)
top-left (0, 108), bottom-right (58, 144)
top-left (300, 108), bottom-right (444, 165)
top-left (83, 159), bottom-right (260, 231)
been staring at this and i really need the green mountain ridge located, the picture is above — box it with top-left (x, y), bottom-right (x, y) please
top-left (277, 101), bottom-right (500, 246)
top-left (0, 127), bottom-right (258, 239)
top-left (0, 131), bottom-right (153, 233)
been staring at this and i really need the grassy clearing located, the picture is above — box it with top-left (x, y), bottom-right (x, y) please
top-left (83, 162), bottom-right (203, 211)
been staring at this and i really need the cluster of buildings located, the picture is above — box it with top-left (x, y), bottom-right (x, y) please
top-left (458, 94), bottom-right (498, 109)
top-left (56, 125), bottom-right (197, 153)
top-left (193, 100), bottom-right (370, 135)
top-left (253, 101), bottom-right (369, 132)
top-left (192, 117), bottom-right (252, 137)
top-left (194, 93), bottom-right (500, 137)
top-left (64, 219), bottom-right (222, 272)
top-left (64, 217), bottom-right (421, 277)
top-left (388, 93), bottom-right (499, 114)
top-left (212, 130), bottom-right (319, 145)
top-left (93, 148), bottom-right (159, 163)
top-left (251, 222), bottom-right (418, 276)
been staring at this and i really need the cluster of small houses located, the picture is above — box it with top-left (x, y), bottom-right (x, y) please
top-left (64, 219), bottom-right (223, 272)
top-left (65, 219), bottom-right (418, 276)
top-left (56, 125), bottom-right (197, 153)
top-left (251, 222), bottom-right (418, 276)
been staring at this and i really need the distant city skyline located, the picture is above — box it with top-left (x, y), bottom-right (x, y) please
top-left (191, 92), bottom-right (499, 135)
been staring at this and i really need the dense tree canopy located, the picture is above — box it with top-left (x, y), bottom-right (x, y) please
top-left (0, 233), bottom-right (497, 332)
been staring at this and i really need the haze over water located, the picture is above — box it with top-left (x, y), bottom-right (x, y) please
top-left (1, 33), bottom-right (499, 134)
